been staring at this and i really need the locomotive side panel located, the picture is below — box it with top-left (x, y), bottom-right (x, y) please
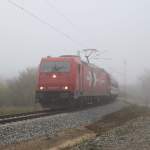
top-left (80, 62), bottom-right (111, 97)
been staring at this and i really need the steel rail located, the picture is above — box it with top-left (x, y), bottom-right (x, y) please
top-left (0, 108), bottom-right (65, 125)
top-left (0, 109), bottom-right (52, 119)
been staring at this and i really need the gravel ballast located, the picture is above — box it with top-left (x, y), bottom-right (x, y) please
top-left (71, 116), bottom-right (150, 150)
top-left (0, 100), bottom-right (126, 145)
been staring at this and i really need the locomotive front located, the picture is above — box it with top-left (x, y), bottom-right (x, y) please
top-left (35, 56), bottom-right (78, 107)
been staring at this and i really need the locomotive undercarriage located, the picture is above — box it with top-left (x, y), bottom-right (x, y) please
top-left (35, 91), bottom-right (117, 108)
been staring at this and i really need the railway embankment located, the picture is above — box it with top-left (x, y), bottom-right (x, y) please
top-left (0, 100), bottom-right (126, 149)
top-left (1, 102), bottom-right (150, 150)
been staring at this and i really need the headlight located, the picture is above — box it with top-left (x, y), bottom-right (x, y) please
top-left (64, 86), bottom-right (68, 90)
top-left (52, 74), bottom-right (57, 78)
top-left (40, 86), bottom-right (44, 90)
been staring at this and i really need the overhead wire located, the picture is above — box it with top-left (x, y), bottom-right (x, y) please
top-left (7, 0), bottom-right (85, 47)
top-left (43, 0), bottom-right (90, 48)
top-left (44, 0), bottom-right (79, 31)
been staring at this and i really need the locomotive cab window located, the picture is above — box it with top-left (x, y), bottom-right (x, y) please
top-left (40, 61), bottom-right (70, 72)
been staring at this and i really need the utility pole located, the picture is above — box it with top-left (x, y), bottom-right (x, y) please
top-left (123, 60), bottom-right (127, 100)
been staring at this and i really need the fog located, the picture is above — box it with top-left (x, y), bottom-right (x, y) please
top-left (0, 0), bottom-right (150, 84)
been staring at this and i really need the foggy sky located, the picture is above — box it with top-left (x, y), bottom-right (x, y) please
top-left (0, 0), bottom-right (150, 84)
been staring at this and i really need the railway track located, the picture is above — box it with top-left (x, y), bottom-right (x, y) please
top-left (0, 99), bottom-right (117, 125)
top-left (0, 108), bottom-right (65, 125)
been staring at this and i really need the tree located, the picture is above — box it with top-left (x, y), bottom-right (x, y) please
top-left (0, 67), bottom-right (37, 107)
top-left (7, 68), bottom-right (37, 106)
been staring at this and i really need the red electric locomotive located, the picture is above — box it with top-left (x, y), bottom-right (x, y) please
top-left (35, 55), bottom-right (119, 108)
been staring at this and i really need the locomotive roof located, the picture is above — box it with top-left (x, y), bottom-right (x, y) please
top-left (81, 60), bottom-right (105, 71)
top-left (43, 55), bottom-right (106, 71)
top-left (60, 55), bottom-right (80, 58)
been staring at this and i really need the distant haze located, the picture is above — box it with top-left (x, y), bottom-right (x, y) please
top-left (0, 0), bottom-right (150, 84)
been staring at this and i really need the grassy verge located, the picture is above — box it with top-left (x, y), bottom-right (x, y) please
top-left (0, 106), bottom-right (37, 115)
top-left (85, 104), bottom-right (150, 135)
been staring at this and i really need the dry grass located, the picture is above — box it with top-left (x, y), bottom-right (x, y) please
top-left (0, 137), bottom-right (51, 150)
top-left (0, 106), bottom-right (40, 115)
top-left (0, 129), bottom-right (95, 150)
top-left (85, 105), bottom-right (150, 135)
top-left (48, 128), bottom-right (96, 150)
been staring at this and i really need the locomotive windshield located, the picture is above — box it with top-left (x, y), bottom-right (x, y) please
top-left (40, 61), bottom-right (70, 72)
